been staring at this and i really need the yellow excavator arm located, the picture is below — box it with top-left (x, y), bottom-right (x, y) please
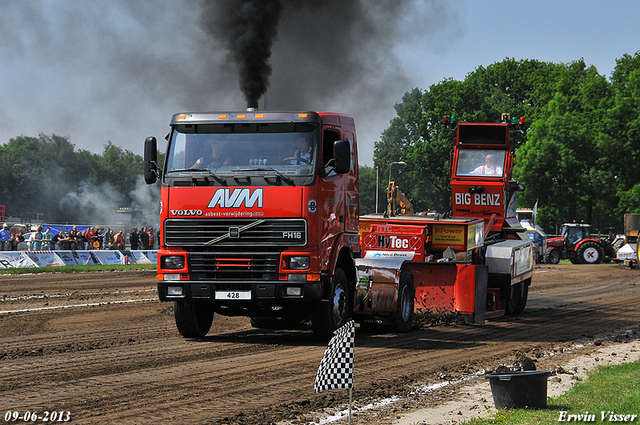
top-left (387, 181), bottom-right (414, 216)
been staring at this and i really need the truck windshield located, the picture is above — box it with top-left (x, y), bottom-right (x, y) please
top-left (165, 124), bottom-right (318, 177)
top-left (455, 149), bottom-right (506, 177)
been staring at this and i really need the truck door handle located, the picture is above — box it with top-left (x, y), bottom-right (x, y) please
top-left (339, 215), bottom-right (345, 223)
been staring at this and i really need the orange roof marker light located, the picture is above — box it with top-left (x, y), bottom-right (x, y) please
top-left (236, 114), bottom-right (246, 119)
top-left (217, 114), bottom-right (228, 120)
top-left (177, 114), bottom-right (187, 121)
top-left (256, 114), bottom-right (265, 119)
top-left (298, 113), bottom-right (308, 118)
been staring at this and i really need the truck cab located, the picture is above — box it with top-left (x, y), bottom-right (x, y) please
top-left (144, 111), bottom-right (360, 339)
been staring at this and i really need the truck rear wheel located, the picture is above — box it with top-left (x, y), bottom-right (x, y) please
top-left (391, 271), bottom-right (414, 332)
top-left (506, 280), bottom-right (528, 315)
top-left (311, 267), bottom-right (349, 340)
top-left (514, 279), bottom-right (529, 314)
top-left (174, 301), bottom-right (214, 338)
top-left (578, 241), bottom-right (603, 264)
top-left (544, 247), bottom-right (561, 264)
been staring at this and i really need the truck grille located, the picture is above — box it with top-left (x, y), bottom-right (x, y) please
top-left (164, 218), bottom-right (307, 247)
top-left (188, 252), bottom-right (280, 281)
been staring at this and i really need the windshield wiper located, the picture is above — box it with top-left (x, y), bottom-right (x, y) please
top-left (232, 167), bottom-right (295, 186)
top-left (169, 168), bottom-right (227, 185)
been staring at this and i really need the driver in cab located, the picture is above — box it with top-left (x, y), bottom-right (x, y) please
top-left (470, 153), bottom-right (502, 175)
top-left (192, 141), bottom-right (232, 169)
top-left (289, 135), bottom-right (313, 165)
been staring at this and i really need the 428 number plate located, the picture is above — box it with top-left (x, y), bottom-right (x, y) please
top-left (215, 291), bottom-right (251, 300)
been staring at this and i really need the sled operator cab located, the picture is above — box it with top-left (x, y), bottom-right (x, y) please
top-left (449, 114), bottom-right (526, 234)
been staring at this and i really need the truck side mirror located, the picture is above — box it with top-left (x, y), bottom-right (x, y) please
top-left (333, 139), bottom-right (351, 174)
top-left (144, 136), bottom-right (159, 184)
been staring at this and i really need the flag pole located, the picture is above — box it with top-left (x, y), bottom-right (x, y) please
top-left (313, 320), bottom-right (356, 423)
top-left (348, 387), bottom-right (353, 425)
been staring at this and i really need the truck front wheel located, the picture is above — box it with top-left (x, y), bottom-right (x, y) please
top-left (174, 301), bottom-right (214, 338)
top-left (312, 268), bottom-right (349, 340)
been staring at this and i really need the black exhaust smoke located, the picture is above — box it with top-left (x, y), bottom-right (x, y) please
top-left (199, 0), bottom-right (431, 117)
top-left (201, 0), bottom-right (283, 110)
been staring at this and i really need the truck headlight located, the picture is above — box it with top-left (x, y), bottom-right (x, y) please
top-left (167, 285), bottom-right (183, 296)
top-left (285, 256), bottom-right (310, 270)
top-left (162, 255), bottom-right (185, 269)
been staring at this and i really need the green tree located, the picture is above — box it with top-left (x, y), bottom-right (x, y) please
top-left (0, 134), bottom-right (146, 223)
top-left (607, 52), bottom-right (640, 214)
top-left (376, 57), bottom-right (630, 233)
top-left (358, 165), bottom-right (378, 215)
top-left (96, 142), bottom-right (143, 204)
top-left (514, 60), bottom-right (616, 230)
top-left (373, 59), bottom-right (560, 215)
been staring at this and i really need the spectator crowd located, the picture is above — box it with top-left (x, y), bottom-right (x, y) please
top-left (0, 224), bottom-right (158, 252)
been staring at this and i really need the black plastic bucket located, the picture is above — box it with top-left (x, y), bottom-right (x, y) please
top-left (485, 370), bottom-right (552, 409)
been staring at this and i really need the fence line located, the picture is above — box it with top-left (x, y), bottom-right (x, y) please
top-left (0, 250), bottom-right (157, 269)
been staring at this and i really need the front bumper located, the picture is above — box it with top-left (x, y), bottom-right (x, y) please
top-left (157, 279), bottom-right (324, 304)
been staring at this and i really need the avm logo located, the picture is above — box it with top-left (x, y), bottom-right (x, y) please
top-left (208, 188), bottom-right (263, 209)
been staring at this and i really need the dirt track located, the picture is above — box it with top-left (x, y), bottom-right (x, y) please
top-left (1, 264), bottom-right (639, 424)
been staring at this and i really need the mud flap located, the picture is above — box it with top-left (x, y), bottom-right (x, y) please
top-left (471, 265), bottom-right (487, 325)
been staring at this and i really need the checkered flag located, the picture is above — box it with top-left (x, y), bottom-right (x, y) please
top-left (314, 320), bottom-right (355, 393)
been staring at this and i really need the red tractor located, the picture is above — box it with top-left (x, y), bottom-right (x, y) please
top-left (544, 223), bottom-right (618, 264)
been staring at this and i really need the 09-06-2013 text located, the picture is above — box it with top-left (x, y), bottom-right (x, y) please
top-left (4, 411), bottom-right (71, 422)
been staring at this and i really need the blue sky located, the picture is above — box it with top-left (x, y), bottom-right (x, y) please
top-left (0, 0), bottom-right (637, 166)
top-left (423, 0), bottom-right (638, 82)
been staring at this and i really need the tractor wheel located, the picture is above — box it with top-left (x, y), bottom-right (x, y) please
top-left (174, 301), bottom-right (214, 338)
top-left (577, 241), bottom-right (604, 264)
top-left (311, 267), bottom-right (349, 340)
top-left (544, 247), bottom-right (561, 264)
top-left (391, 271), bottom-right (414, 333)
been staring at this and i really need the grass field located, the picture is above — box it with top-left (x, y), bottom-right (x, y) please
top-left (465, 361), bottom-right (640, 424)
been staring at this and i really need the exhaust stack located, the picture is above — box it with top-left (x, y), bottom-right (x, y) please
top-left (247, 100), bottom-right (259, 112)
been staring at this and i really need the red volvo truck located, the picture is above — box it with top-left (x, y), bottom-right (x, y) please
top-left (144, 111), bottom-right (361, 339)
top-left (144, 111), bottom-right (533, 339)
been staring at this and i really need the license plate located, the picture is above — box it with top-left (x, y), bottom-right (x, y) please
top-left (215, 290), bottom-right (251, 300)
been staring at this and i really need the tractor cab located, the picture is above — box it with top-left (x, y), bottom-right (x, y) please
top-left (561, 223), bottom-right (591, 247)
